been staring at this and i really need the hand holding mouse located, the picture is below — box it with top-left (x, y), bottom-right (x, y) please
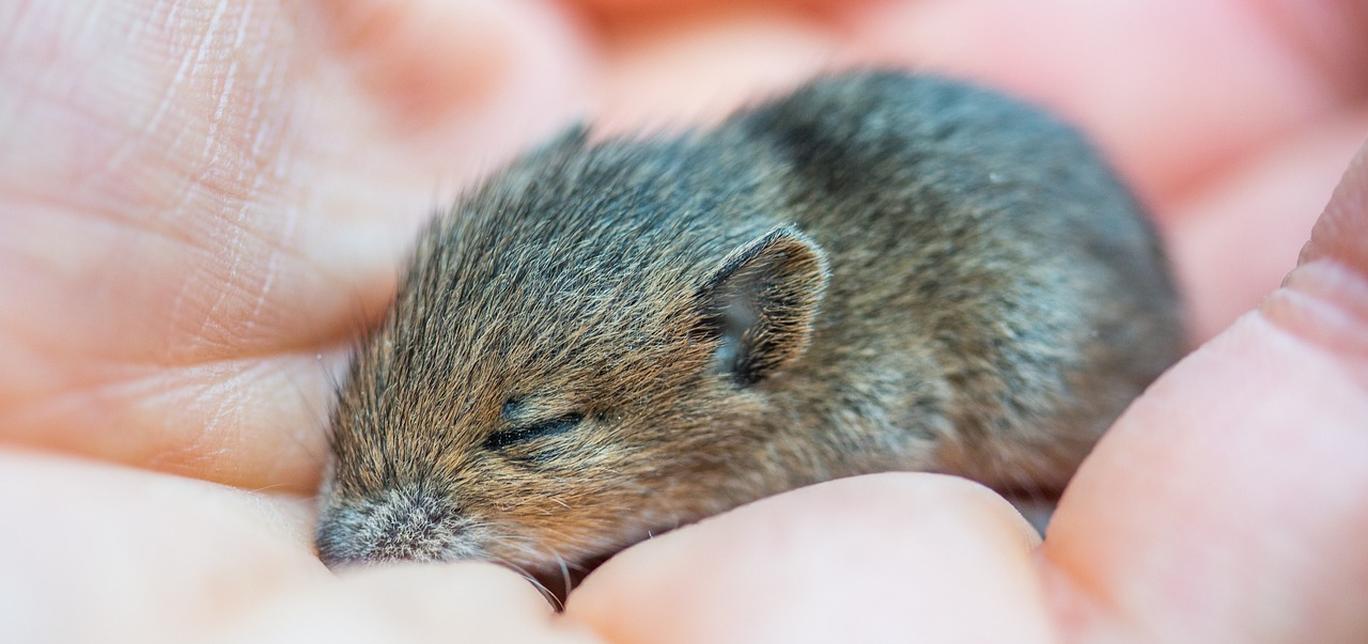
top-left (1, 1), bottom-right (1365, 642)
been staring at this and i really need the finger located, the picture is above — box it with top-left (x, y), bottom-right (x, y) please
top-left (0, 448), bottom-right (590, 644)
top-left (307, 0), bottom-right (592, 178)
top-left (0, 448), bottom-right (320, 643)
top-left (565, 473), bottom-right (1053, 643)
top-left (1165, 111), bottom-right (1368, 341)
top-left (1303, 142), bottom-right (1368, 270)
top-left (837, 0), bottom-right (1368, 208)
top-left (217, 563), bottom-right (598, 644)
top-left (1043, 143), bottom-right (1368, 642)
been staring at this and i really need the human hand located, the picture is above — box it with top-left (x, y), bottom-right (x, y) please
top-left (1, 1), bottom-right (1365, 642)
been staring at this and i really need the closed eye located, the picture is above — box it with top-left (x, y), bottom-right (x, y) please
top-left (483, 413), bottom-right (584, 450)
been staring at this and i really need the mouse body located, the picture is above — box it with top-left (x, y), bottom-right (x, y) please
top-left (316, 71), bottom-right (1184, 583)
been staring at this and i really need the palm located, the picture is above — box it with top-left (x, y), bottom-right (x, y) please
top-left (2, 1), bottom-right (1365, 642)
top-left (0, 0), bottom-right (585, 492)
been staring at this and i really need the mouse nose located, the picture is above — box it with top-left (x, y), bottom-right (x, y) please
top-left (315, 491), bottom-right (473, 567)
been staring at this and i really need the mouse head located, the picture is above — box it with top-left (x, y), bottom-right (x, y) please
top-left (315, 150), bottom-right (829, 582)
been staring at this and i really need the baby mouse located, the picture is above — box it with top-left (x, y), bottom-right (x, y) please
top-left (315, 70), bottom-right (1185, 591)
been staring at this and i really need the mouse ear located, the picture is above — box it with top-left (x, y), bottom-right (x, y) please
top-left (695, 225), bottom-right (830, 386)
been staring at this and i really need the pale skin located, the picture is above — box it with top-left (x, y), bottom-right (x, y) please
top-left (1, 0), bottom-right (1366, 642)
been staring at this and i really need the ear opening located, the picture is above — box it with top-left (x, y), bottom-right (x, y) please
top-left (696, 225), bottom-right (830, 385)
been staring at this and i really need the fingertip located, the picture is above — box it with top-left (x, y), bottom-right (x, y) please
top-left (1262, 139), bottom-right (1368, 368)
top-left (312, 0), bottom-right (592, 135)
top-left (222, 561), bottom-right (601, 644)
top-left (336, 560), bottom-right (558, 617)
top-left (1301, 141), bottom-right (1368, 272)
top-left (566, 474), bottom-right (1052, 643)
top-left (1043, 144), bottom-right (1368, 636)
top-left (1162, 114), bottom-right (1368, 342)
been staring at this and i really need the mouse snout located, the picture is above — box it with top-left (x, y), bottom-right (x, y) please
top-left (315, 490), bottom-right (479, 568)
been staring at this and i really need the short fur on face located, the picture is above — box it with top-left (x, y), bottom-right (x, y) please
top-left (317, 138), bottom-right (832, 573)
top-left (316, 71), bottom-right (1184, 588)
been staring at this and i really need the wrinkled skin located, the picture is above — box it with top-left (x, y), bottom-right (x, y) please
top-left (1, 1), bottom-right (1366, 642)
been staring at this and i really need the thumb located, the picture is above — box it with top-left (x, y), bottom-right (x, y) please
top-left (1043, 140), bottom-right (1368, 643)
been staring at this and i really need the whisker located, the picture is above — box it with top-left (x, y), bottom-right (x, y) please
top-left (553, 548), bottom-right (572, 600)
top-left (243, 482), bottom-right (292, 495)
top-left (489, 556), bottom-right (563, 611)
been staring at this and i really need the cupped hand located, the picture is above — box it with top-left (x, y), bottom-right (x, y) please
top-left (1, 1), bottom-right (1365, 642)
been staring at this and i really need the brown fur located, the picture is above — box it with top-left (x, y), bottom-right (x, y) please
top-left (315, 71), bottom-right (1185, 589)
